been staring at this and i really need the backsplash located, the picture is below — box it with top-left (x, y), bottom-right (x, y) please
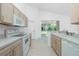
top-left (0, 24), bottom-right (28, 38)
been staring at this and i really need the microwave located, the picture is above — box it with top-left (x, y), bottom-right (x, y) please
top-left (13, 15), bottom-right (25, 26)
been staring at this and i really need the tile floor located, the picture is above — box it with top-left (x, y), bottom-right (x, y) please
top-left (28, 39), bottom-right (57, 56)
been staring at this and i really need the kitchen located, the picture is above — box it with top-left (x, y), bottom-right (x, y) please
top-left (0, 3), bottom-right (79, 56)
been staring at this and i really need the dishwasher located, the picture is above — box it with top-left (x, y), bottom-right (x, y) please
top-left (62, 39), bottom-right (79, 56)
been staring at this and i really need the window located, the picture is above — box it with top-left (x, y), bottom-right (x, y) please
top-left (41, 21), bottom-right (59, 32)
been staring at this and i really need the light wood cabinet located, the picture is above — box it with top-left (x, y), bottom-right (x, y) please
top-left (51, 34), bottom-right (61, 56)
top-left (11, 39), bottom-right (23, 56)
top-left (13, 6), bottom-right (27, 26)
top-left (0, 3), bottom-right (28, 26)
top-left (13, 6), bottom-right (22, 26)
top-left (13, 45), bottom-right (22, 56)
top-left (71, 3), bottom-right (79, 24)
top-left (0, 39), bottom-right (23, 56)
top-left (56, 37), bottom-right (61, 56)
top-left (22, 14), bottom-right (28, 26)
top-left (0, 46), bottom-right (12, 56)
top-left (0, 3), bottom-right (14, 24)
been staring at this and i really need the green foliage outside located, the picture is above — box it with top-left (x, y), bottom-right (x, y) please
top-left (41, 23), bottom-right (57, 32)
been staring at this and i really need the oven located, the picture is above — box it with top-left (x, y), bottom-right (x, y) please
top-left (22, 34), bottom-right (30, 56)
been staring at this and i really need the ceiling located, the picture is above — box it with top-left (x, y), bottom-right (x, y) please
top-left (27, 3), bottom-right (71, 16)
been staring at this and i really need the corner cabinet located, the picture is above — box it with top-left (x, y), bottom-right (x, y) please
top-left (51, 34), bottom-right (61, 56)
top-left (71, 3), bottom-right (79, 24)
top-left (0, 39), bottom-right (23, 56)
top-left (0, 3), bottom-right (14, 24)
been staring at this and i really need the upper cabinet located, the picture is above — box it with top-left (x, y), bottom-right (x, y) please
top-left (13, 6), bottom-right (28, 26)
top-left (13, 6), bottom-right (24, 26)
top-left (22, 14), bottom-right (28, 27)
top-left (71, 3), bottom-right (79, 24)
top-left (0, 3), bottom-right (28, 27)
top-left (0, 3), bottom-right (14, 24)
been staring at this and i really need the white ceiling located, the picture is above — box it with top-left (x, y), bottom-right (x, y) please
top-left (27, 3), bottom-right (71, 16)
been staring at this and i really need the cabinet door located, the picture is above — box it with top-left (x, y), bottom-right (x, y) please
top-left (56, 37), bottom-right (61, 56)
top-left (12, 39), bottom-right (23, 56)
top-left (14, 6), bottom-right (24, 26)
top-left (1, 3), bottom-right (13, 24)
top-left (0, 47), bottom-right (12, 56)
top-left (20, 14), bottom-right (25, 26)
top-left (23, 15), bottom-right (28, 26)
top-left (13, 7), bottom-right (21, 25)
top-left (51, 34), bottom-right (61, 56)
top-left (13, 45), bottom-right (22, 56)
top-left (51, 35), bottom-right (57, 52)
top-left (0, 39), bottom-right (22, 56)
top-left (71, 4), bottom-right (79, 24)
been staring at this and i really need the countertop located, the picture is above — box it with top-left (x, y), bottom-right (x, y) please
top-left (52, 32), bottom-right (79, 45)
top-left (0, 37), bottom-right (22, 49)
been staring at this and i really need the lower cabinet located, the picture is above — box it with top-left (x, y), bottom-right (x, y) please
top-left (0, 39), bottom-right (22, 56)
top-left (12, 45), bottom-right (22, 56)
top-left (12, 42), bottom-right (22, 56)
top-left (0, 46), bottom-right (12, 56)
top-left (51, 34), bottom-right (61, 56)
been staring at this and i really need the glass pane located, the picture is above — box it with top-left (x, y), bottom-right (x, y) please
top-left (41, 21), bottom-right (59, 32)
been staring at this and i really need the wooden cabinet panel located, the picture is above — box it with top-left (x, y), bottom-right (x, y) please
top-left (56, 37), bottom-right (61, 56)
top-left (13, 5), bottom-right (28, 26)
top-left (12, 40), bottom-right (22, 56)
top-left (0, 3), bottom-right (28, 26)
top-left (51, 34), bottom-right (61, 56)
top-left (10, 39), bottom-right (23, 56)
top-left (13, 6), bottom-right (22, 25)
top-left (13, 6), bottom-right (20, 18)
top-left (23, 15), bottom-right (28, 26)
top-left (13, 45), bottom-right (22, 56)
top-left (71, 3), bottom-right (79, 24)
top-left (0, 3), bottom-right (13, 24)
top-left (0, 46), bottom-right (12, 56)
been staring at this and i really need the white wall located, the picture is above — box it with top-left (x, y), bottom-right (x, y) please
top-left (13, 3), bottom-right (41, 39)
